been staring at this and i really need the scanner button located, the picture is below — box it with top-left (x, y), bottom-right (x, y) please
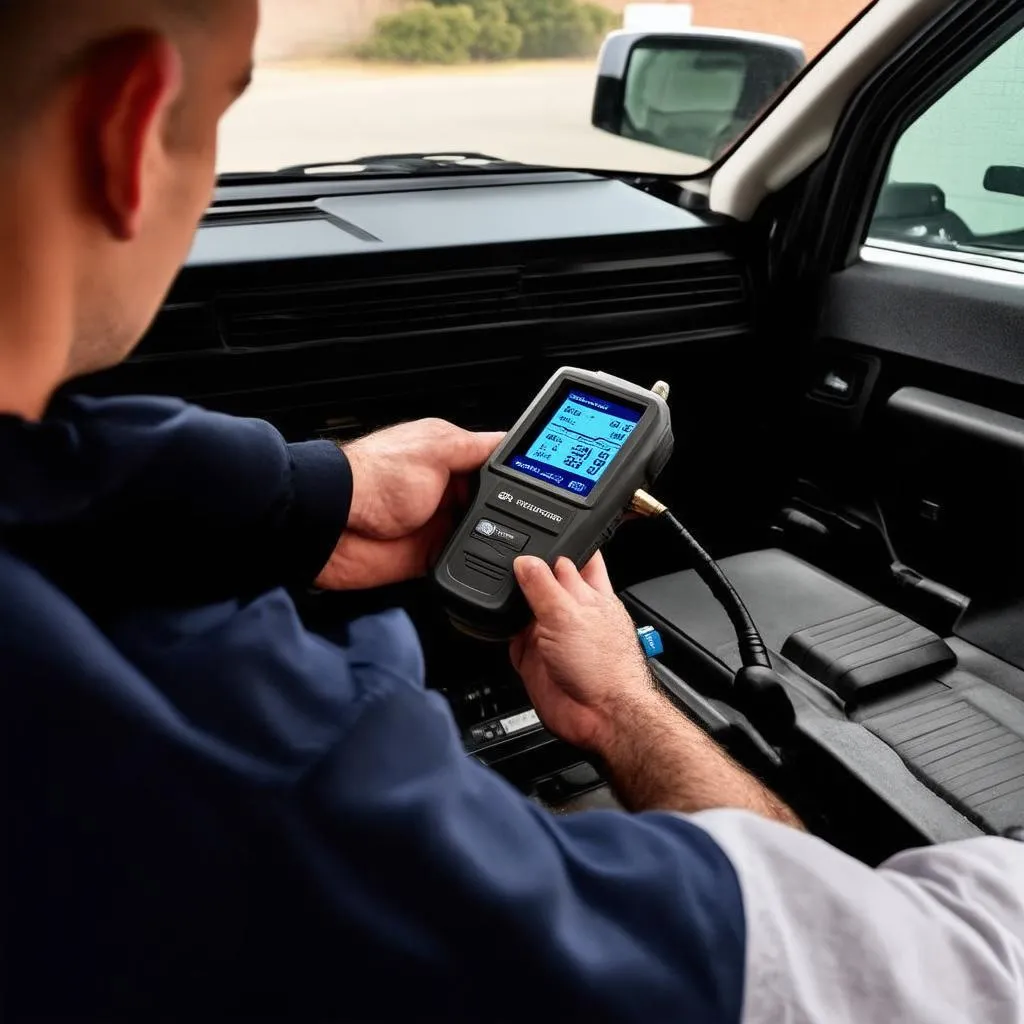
top-left (475, 519), bottom-right (529, 551)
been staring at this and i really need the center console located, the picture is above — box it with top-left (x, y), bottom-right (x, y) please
top-left (447, 673), bottom-right (615, 810)
top-left (623, 549), bottom-right (1024, 845)
top-left (405, 544), bottom-right (1022, 851)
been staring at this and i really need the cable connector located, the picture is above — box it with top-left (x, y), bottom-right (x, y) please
top-left (631, 489), bottom-right (668, 518)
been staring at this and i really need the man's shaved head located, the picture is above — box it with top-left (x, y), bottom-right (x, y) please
top-left (0, 0), bottom-right (258, 418)
top-left (0, 2), bottom-right (228, 131)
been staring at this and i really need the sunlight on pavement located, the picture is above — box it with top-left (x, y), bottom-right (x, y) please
top-left (218, 64), bottom-right (708, 176)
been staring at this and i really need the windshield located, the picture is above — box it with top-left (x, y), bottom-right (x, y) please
top-left (218, 1), bottom-right (874, 177)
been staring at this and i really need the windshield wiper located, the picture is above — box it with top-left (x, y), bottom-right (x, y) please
top-left (218, 152), bottom-right (558, 184)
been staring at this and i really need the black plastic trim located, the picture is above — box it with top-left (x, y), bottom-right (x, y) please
top-left (824, 262), bottom-right (1024, 385)
top-left (888, 387), bottom-right (1024, 448)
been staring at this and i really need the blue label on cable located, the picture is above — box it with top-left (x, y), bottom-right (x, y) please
top-left (637, 626), bottom-right (664, 659)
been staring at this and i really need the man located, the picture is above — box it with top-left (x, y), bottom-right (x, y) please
top-left (2, 2), bottom-right (1021, 1021)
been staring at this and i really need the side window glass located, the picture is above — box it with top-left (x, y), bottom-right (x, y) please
top-left (868, 29), bottom-right (1024, 261)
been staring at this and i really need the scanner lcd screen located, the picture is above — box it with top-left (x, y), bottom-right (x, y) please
top-left (505, 388), bottom-right (644, 498)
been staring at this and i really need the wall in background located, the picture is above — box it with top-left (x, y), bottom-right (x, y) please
top-left (689, 0), bottom-right (867, 57)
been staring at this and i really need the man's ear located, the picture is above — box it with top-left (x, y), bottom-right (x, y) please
top-left (77, 32), bottom-right (184, 241)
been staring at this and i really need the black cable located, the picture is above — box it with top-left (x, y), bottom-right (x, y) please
top-left (660, 511), bottom-right (772, 670)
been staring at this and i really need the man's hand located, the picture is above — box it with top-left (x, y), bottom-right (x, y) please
top-left (511, 553), bottom-right (802, 825)
top-left (510, 554), bottom-right (661, 753)
top-left (316, 419), bottom-right (504, 591)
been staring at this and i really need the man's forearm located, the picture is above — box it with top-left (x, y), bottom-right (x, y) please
top-left (596, 692), bottom-right (802, 827)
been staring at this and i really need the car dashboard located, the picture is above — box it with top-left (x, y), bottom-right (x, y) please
top-left (78, 169), bottom-right (1024, 863)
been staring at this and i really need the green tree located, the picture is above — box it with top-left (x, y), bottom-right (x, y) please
top-left (359, 0), bottom-right (618, 64)
top-left (579, 3), bottom-right (620, 40)
top-left (470, 0), bottom-right (523, 61)
top-left (357, 3), bottom-right (480, 64)
top-left (504, 0), bottom-right (615, 59)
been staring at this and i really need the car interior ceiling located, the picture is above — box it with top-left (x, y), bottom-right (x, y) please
top-left (74, 0), bottom-right (1024, 867)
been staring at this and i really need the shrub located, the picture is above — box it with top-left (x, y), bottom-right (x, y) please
top-left (504, 0), bottom-right (615, 59)
top-left (471, 0), bottom-right (523, 61)
top-left (358, 0), bottom-right (618, 64)
top-left (579, 2), bottom-right (620, 40)
top-left (357, 3), bottom-right (480, 65)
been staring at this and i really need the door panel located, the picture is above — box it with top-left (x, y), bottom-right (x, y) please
top-left (825, 250), bottom-right (1024, 386)
top-left (787, 14), bottom-right (1024, 644)
top-left (766, 43), bottom-right (1024, 829)
top-left (791, 269), bottom-right (1024, 620)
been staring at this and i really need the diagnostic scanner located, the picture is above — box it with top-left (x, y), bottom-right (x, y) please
top-left (435, 367), bottom-right (673, 640)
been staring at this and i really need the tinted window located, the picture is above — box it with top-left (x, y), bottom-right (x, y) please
top-left (869, 29), bottom-right (1024, 261)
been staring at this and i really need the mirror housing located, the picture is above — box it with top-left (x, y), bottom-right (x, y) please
top-left (592, 29), bottom-right (806, 163)
top-left (984, 165), bottom-right (1024, 199)
top-left (875, 182), bottom-right (947, 220)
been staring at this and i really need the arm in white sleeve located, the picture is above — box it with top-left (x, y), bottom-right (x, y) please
top-left (693, 810), bottom-right (1024, 1024)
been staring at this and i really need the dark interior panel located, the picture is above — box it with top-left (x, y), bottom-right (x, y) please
top-left (823, 258), bottom-right (1024, 386)
top-left (880, 388), bottom-right (1024, 600)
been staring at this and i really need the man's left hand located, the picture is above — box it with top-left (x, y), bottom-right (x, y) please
top-left (316, 419), bottom-right (504, 591)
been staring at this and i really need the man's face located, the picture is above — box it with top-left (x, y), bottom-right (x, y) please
top-left (78, 1), bottom-right (259, 376)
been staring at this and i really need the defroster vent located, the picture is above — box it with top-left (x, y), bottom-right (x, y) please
top-left (220, 269), bottom-right (520, 350)
top-left (523, 253), bottom-right (746, 322)
top-left (138, 253), bottom-right (750, 359)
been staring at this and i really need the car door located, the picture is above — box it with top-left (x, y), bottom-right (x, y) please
top-left (763, 1), bottom-right (1024, 830)
top-left (775, 4), bottom-right (1024, 621)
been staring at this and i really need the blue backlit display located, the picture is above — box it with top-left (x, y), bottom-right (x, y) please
top-left (506, 389), bottom-right (643, 498)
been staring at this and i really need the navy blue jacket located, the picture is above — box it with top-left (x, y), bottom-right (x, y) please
top-left (2, 396), bottom-right (745, 1022)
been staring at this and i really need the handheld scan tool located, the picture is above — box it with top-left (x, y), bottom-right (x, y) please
top-left (435, 368), bottom-right (673, 640)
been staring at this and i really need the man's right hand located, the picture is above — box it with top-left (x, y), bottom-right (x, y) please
top-left (511, 552), bottom-right (802, 826)
top-left (509, 554), bottom-right (662, 754)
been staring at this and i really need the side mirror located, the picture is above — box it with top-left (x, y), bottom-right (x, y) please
top-left (984, 165), bottom-right (1024, 199)
top-left (592, 30), bottom-right (806, 163)
top-left (874, 182), bottom-right (948, 220)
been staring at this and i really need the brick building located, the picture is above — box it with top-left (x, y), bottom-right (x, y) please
top-left (685, 0), bottom-right (867, 57)
top-left (256, 0), bottom-right (868, 62)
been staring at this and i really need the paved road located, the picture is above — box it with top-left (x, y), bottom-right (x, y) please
top-left (218, 63), bottom-right (706, 176)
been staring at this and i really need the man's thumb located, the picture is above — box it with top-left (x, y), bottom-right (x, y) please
top-left (446, 429), bottom-right (506, 473)
top-left (514, 556), bottom-right (565, 621)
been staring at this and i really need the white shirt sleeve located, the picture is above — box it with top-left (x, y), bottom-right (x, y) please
top-left (691, 809), bottom-right (1024, 1024)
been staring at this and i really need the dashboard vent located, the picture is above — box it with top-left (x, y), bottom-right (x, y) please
top-left (522, 254), bottom-right (746, 323)
top-left (220, 269), bottom-right (521, 350)
top-left (134, 302), bottom-right (222, 359)
top-left (147, 254), bottom-right (749, 360)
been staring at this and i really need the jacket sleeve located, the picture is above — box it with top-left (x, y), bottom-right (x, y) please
top-left (262, 612), bottom-right (750, 1024)
top-left (15, 394), bottom-right (352, 602)
top-left (96, 590), bottom-right (748, 1023)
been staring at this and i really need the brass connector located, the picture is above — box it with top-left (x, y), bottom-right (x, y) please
top-left (631, 489), bottom-right (668, 518)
